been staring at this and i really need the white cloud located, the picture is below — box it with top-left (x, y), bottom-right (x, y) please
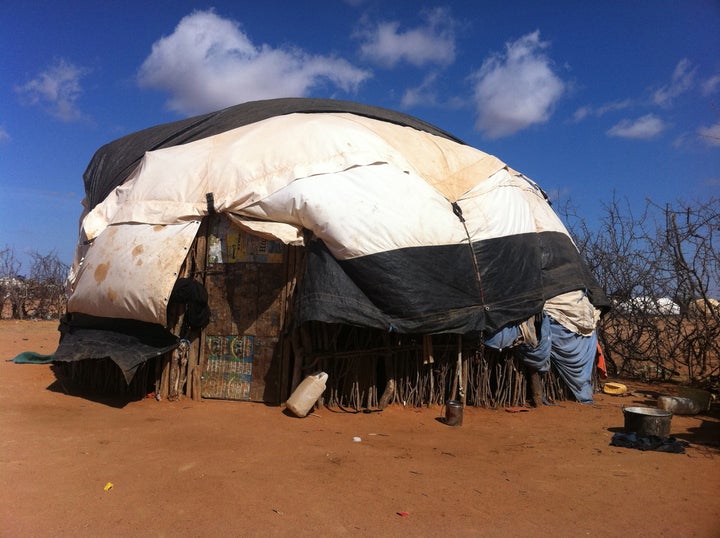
top-left (571, 99), bottom-right (633, 122)
top-left (697, 122), bottom-right (720, 147)
top-left (400, 72), bottom-right (440, 107)
top-left (0, 126), bottom-right (9, 143)
top-left (653, 58), bottom-right (695, 107)
top-left (138, 10), bottom-right (371, 115)
top-left (15, 59), bottom-right (87, 121)
top-left (470, 31), bottom-right (564, 139)
top-left (701, 74), bottom-right (720, 96)
top-left (357, 7), bottom-right (456, 68)
top-left (607, 114), bottom-right (667, 139)
top-left (572, 106), bottom-right (590, 122)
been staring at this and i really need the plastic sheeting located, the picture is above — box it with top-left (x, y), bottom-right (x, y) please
top-left (68, 221), bottom-right (201, 325)
top-left (54, 314), bottom-right (179, 384)
top-left (82, 98), bottom-right (466, 211)
top-left (63, 98), bottom-right (609, 364)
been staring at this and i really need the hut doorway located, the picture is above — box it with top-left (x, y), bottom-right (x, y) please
top-left (198, 216), bottom-right (290, 402)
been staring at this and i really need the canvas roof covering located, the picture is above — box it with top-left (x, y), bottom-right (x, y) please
top-left (56, 98), bottom-right (608, 380)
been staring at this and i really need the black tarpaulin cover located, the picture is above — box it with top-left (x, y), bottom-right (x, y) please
top-left (54, 313), bottom-right (179, 384)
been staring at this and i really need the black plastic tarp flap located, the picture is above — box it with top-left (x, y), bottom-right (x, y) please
top-left (53, 313), bottom-right (179, 384)
top-left (297, 231), bottom-right (609, 335)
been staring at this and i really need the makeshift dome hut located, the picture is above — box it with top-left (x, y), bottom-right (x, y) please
top-left (53, 97), bottom-right (609, 408)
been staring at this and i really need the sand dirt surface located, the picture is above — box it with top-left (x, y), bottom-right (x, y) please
top-left (1, 320), bottom-right (719, 537)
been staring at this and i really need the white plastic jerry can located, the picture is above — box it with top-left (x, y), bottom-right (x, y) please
top-left (285, 372), bottom-right (329, 417)
top-left (657, 395), bottom-right (701, 415)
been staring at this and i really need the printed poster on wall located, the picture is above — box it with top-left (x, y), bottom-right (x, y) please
top-left (202, 335), bottom-right (255, 400)
top-left (208, 217), bottom-right (284, 264)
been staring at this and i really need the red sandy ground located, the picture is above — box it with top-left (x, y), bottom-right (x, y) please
top-left (1, 320), bottom-right (719, 537)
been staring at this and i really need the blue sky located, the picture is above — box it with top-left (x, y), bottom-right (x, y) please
top-left (1, 1), bottom-right (719, 273)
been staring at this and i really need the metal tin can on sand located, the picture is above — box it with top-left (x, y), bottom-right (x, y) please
top-left (445, 400), bottom-right (463, 426)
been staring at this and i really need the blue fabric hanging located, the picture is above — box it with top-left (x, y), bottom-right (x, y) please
top-left (485, 313), bottom-right (597, 404)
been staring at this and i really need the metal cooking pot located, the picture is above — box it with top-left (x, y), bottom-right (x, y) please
top-left (623, 406), bottom-right (672, 437)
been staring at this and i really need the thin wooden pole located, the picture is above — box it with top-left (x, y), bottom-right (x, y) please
top-left (461, 341), bottom-right (468, 406)
top-left (450, 342), bottom-right (459, 402)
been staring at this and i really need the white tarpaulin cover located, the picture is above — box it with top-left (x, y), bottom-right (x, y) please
top-left (68, 221), bottom-right (201, 324)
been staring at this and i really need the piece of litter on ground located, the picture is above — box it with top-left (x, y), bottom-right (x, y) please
top-left (505, 407), bottom-right (529, 413)
top-left (309, 413), bottom-right (322, 418)
top-left (368, 433), bottom-right (388, 436)
top-left (272, 508), bottom-right (283, 515)
top-left (352, 436), bottom-right (362, 442)
top-left (103, 482), bottom-right (113, 491)
top-left (396, 511), bottom-right (409, 517)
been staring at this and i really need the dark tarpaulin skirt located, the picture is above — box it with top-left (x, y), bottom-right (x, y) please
top-left (53, 313), bottom-right (179, 384)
